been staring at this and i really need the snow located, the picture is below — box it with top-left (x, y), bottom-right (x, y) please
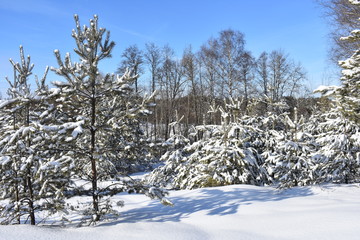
top-left (0, 156), bottom-right (11, 166)
top-left (349, 0), bottom-right (360, 5)
top-left (313, 85), bottom-right (339, 95)
top-left (1, 183), bottom-right (360, 240)
top-left (72, 125), bottom-right (83, 138)
top-left (0, 99), bottom-right (17, 109)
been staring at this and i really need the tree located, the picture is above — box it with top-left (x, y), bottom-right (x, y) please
top-left (0, 46), bottom-right (78, 225)
top-left (117, 44), bottom-right (144, 93)
top-left (262, 111), bottom-right (317, 188)
top-left (309, 111), bottom-right (360, 184)
top-left (146, 99), bottom-right (269, 190)
top-left (335, 29), bottom-right (360, 123)
top-left (314, 0), bottom-right (360, 183)
top-left (199, 43), bottom-right (219, 101)
top-left (318, 0), bottom-right (360, 63)
top-left (315, 0), bottom-right (360, 123)
top-left (51, 15), bottom-right (168, 222)
top-left (182, 46), bottom-right (202, 128)
top-left (239, 51), bottom-right (255, 111)
top-left (0, 46), bottom-right (39, 225)
top-left (200, 29), bottom-right (246, 98)
top-left (256, 51), bottom-right (269, 97)
top-left (144, 42), bottom-right (162, 140)
top-left (257, 50), bottom-right (307, 103)
top-left (157, 45), bottom-right (186, 140)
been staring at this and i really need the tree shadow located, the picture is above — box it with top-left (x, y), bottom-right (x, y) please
top-left (99, 185), bottom-right (313, 226)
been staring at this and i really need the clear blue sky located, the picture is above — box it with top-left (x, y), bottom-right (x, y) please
top-left (0, 0), bottom-right (336, 97)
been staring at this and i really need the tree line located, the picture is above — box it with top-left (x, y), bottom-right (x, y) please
top-left (116, 29), bottom-right (309, 141)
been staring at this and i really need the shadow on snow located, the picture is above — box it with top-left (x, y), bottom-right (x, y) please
top-left (99, 185), bottom-right (313, 226)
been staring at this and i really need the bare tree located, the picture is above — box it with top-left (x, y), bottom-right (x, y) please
top-left (256, 50), bottom-right (307, 103)
top-left (268, 50), bottom-right (290, 102)
top-left (287, 62), bottom-right (307, 98)
top-left (117, 44), bottom-right (143, 93)
top-left (144, 42), bottom-right (163, 140)
top-left (158, 45), bottom-right (186, 139)
top-left (144, 43), bottom-right (163, 93)
top-left (318, 0), bottom-right (360, 63)
top-left (182, 46), bottom-right (202, 126)
top-left (200, 29), bottom-right (246, 98)
top-left (239, 51), bottom-right (255, 111)
top-left (256, 51), bottom-right (269, 97)
top-left (199, 43), bottom-right (219, 100)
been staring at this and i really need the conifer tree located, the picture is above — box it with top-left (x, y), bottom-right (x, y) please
top-left (0, 46), bottom-right (79, 225)
top-left (313, 0), bottom-right (360, 184)
top-left (309, 110), bottom-right (360, 183)
top-left (315, 0), bottom-right (360, 123)
top-left (146, 99), bottom-right (269, 189)
top-left (51, 15), bottom-right (168, 222)
top-left (262, 110), bottom-right (317, 188)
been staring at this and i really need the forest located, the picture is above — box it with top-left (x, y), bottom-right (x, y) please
top-left (0, 0), bottom-right (359, 227)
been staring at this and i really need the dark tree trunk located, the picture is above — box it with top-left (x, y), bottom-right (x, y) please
top-left (90, 95), bottom-right (100, 221)
top-left (27, 174), bottom-right (36, 225)
top-left (26, 105), bottom-right (35, 225)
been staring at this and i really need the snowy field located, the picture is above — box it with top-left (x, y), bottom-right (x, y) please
top-left (0, 183), bottom-right (360, 240)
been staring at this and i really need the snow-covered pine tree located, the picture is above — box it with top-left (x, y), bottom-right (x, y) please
top-left (313, 0), bottom-right (360, 184)
top-left (309, 110), bottom-right (360, 183)
top-left (144, 116), bottom-right (191, 188)
top-left (261, 109), bottom-right (317, 188)
top-left (51, 15), bottom-right (169, 222)
top-left (108, 92), bottom-right (157, 174)
top-left (0, 46), bottom-right (81, 225)
top-left (314, 0), bottom-right (360, 122)
top-left (146, 98), bottom-right (269, 189)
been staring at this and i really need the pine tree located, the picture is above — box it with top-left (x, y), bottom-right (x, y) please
top-left (313, 0), bottom-right (360, 184)
top-left (315, 1), bottom-right (360, 122)
top-left (146, 99), bottom-right (269, 189)
top-left (309, 110), bottom-right (360, 183)
top-left (262, 110), bottom-right (317, 188)
top-left (0, 46), bottom-right (79, 225)
top-left (51, 15), bottom-right (169, 222)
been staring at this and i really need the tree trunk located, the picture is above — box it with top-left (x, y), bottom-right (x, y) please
top-left (154, 105), bottom-right (158, 141)
top-left (151, 71), bottom-right (157, 141)
top-left (27, 173), bottom-right (36, 225)
top-left (90, 96), bottom-right (100, 221)
top-left (13, 115), bottom-right (21, 224)
top-left (25, 105), bottom-right (35, 225)
top-left (15, 170), bottom-right (21, 224)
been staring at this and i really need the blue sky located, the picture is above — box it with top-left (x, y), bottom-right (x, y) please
top-left (0, 0), bottom-right (336, 96)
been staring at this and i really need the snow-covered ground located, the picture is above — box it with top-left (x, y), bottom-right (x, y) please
top-left (0, 183), bottom-right (360, 240)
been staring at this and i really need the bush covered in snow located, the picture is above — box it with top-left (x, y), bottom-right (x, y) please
top-left (146, 122), bottom-right (269, 189)
top-left (146, 104), bottom-right (360, 190)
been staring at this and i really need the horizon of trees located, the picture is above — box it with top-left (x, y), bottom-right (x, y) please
top-left (115, 29), bottom-right (310, 141)
top-left (0, 22), bottom-right (321, 159)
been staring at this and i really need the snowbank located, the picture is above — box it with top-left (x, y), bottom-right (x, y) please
top-left (0, 184), bottom-right (359, 240)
